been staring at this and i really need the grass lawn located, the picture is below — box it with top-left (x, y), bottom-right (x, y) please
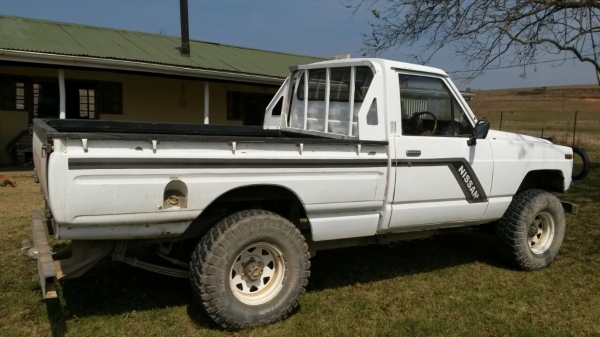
top-left (2, 86), bottom-right (600, 336)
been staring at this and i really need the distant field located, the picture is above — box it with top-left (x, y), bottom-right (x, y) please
top-left (1, 85), bottom-right (599, 337)
top-left (468, 84), bottom-right (600, 148)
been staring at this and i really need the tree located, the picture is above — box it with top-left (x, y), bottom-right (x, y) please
top-left (349, 1), bottom-right (600, 84)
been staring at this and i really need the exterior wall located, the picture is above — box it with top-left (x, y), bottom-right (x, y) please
top-left (0, 64), bottom-right (280, 165)
top-left (0, 110), bottom-right (28, 164)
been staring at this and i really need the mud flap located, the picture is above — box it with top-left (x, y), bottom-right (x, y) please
top-left (561, 201), bottom-right (578, 215)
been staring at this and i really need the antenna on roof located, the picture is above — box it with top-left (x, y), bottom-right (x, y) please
top-left (179, 0), bottom-right (190, 57)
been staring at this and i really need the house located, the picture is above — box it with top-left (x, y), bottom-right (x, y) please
top-left (0, 15), bottom-right (324, 165)
top-left (0, 15), bottom-right (476, 166)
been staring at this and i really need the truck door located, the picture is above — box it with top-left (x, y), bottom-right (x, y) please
top-left (388, 73), bottom-right (493, 229)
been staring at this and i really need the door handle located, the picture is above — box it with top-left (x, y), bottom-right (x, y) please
top-left (406, 150), bottom-right (421, 157)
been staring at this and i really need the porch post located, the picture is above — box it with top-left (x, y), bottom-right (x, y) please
top-left (204, 81), bottom-right (209, 124)
top-left (58, 69), bottom-right (66, 119)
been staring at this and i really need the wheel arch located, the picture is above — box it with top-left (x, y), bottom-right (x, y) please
top-left (180, 184), bottom-right (310, 239)
top-left (518, 169), bottom-right (565, 193)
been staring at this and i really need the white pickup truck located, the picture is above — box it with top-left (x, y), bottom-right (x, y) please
top-left (25, 58), bottom-right (586, 330)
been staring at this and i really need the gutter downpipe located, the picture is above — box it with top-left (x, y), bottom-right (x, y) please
top-left (204, 82), bottom-right (209, 124)
top-left (58, 69), bottom-right (66, 119)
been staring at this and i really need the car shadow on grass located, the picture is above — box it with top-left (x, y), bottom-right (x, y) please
top-left (45, 299), bottom-right (67, 337)
top-left (45, 230), bottom-right (504, 334)
top-left (567, 161), bottom-right (600, 204)
top-left (45, 261), bottom-right (220, 334)
top-left (307, 230), bottom-right (505, 291)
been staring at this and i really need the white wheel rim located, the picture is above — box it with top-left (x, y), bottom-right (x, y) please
top-left (229, 242), bottom-right (285, 305)
top-left (527, 212), bottom-right (555, 255)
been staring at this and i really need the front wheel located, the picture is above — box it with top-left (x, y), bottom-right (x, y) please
top-left (495, 189), bottom-right (566, 270)
top-left (190, 210), bottom-right (310, 330)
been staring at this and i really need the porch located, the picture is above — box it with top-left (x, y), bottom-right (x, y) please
top-left (0, 63), bottom-right (280, 166)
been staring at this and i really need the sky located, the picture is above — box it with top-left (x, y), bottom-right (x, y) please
top-left (0, 0), bottom-right (597, 90)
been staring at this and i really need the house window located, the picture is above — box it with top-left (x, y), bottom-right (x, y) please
top-left (227, 91), bottom-right (274, 126)
top-left (0, 77), bottom-right (27, 111)
top-left (66, 81), bottom-right (121, 119)
top-left (33, 83), bottom-right (41, 114)
top-left (79, 88), bottom-right (96, 118)
top-left (15, 82), bottom-right (25, 110)
top-left (96, 82), bottom-right (122, 114)
top-left (2, 75), bottom-right (122, 118)
top-left (227, 92), bottom-right (243, 120)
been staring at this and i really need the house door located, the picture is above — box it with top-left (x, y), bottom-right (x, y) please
top-left (243, 94), bottom-right (265, 126)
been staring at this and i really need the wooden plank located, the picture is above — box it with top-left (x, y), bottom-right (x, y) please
top-left (31, 211), bottom-right (57, 299)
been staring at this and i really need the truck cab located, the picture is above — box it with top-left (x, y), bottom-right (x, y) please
top-left (263, 58), bottom-right (572, 233)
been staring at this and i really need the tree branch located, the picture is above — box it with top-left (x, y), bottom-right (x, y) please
top-left (350, 0), bottom-right (600, 85)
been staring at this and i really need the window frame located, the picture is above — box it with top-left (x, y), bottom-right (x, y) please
top-left (0, 76), bottom-right (29, 112)
top-left (397, 71), bottom-right (475, 138)
top-left (96, 81), bottom-right (123, 115)
top-left (1, 75), bottom-right (123, 118)
top-left (78, 87), bottom-right (96, 119)
top-left (226, 91), bottom-right (243, 121)
top-left (15, 81), bottom-right (26, 110)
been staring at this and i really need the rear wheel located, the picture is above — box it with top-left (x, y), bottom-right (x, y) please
top-left (229, 242), bottom-right (286, 305)
top-left (495, 189), bottom-right (565, 270)
top-left (189, 209), bottom-right (310, 330)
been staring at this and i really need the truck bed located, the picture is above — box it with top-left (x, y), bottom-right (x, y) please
top-left (33, 119), bottom-right (388, 145)
top-left (32, 117), bottom-right (390, 241)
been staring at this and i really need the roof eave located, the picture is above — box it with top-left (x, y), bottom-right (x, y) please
top-left (0, 49), bottom-right (286, 85)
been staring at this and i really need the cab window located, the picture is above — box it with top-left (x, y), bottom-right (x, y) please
top-left (398, 74), bottom-right (473, 137)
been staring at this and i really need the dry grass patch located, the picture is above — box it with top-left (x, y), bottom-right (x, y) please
top-left (469, 84), bottom-right (600, 148)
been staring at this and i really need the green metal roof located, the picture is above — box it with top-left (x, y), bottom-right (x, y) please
top-left (0, 15), bottom-right (324, 79)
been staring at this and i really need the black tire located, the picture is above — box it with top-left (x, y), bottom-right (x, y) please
top-left (495, 189), bottom-right (565, 271)
top-left (190, 209), bottom-right (310, 330)
top-left (571, 146), bottom-right (590, 181)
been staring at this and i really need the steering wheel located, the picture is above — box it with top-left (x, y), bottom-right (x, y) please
top-left (408, 111), bottom-right (438, 135)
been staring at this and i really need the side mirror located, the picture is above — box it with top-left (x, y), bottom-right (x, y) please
top-left (467, 120), bottom-right (490, 146)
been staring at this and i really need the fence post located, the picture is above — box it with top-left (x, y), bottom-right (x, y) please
top-left (499, 111), bottom-right (503, 131)
top-left (572, 110), bottom-right (578, 147)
